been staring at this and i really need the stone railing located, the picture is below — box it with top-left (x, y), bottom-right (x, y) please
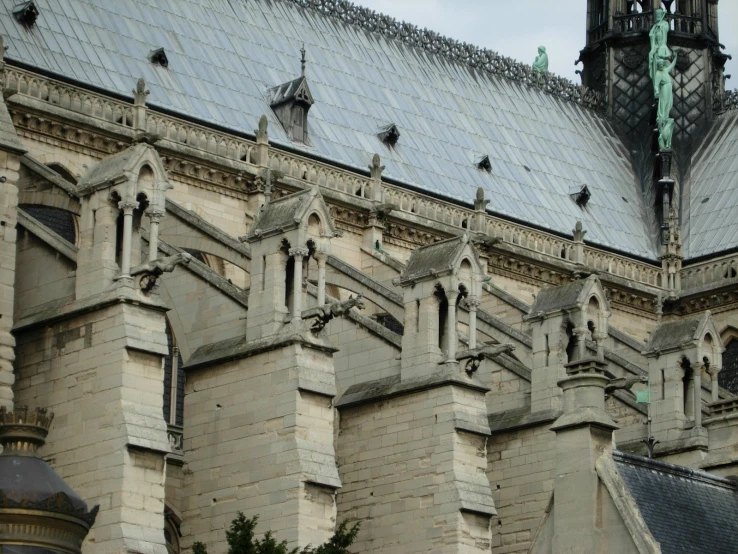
top-left (4, 66), bottom-right (135, 130)
top-left (583, 247), bottom-right (662, 286)
top-left (708, 398), bottom-right (738, 418)
top-left (4, 65), bottom-right (664, 290)
top-left (681, 253), bottom-right (738, 291)
top-left (147, 112), bottom-right (257, 164)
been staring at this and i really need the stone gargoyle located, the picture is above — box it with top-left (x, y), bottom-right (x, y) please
top-left (130, 252), bottom-right (193, 292)
top-left (456, 343), bottom-right (516, 376)
top-left (303, 293), bottom-right (366, 332)
top-left (605, 375), bottom-right (648, 399)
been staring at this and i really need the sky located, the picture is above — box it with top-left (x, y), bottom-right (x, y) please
top-left (354, 0), bottom-right (738, 86)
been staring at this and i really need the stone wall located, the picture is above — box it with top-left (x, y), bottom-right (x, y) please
top-left (181, 344), bottom-right (340, 552)
top-left (337, 385), bottom-right (494, 554)
top-left (13, 302), bottom-right (171, 554)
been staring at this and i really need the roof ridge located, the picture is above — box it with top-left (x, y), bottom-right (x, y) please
top-left (282, 0), bottom-right (605, 111)
top-left (613, 450), bottom-right (738, 490)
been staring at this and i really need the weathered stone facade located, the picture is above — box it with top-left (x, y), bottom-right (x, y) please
top-left (1, 1), bottom-right (738, 553)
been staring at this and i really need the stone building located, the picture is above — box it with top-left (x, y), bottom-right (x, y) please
top-left (0, 0), bottom-right (737, 553)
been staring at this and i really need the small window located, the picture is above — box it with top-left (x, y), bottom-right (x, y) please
top-left (378, 124), bottom-right (400, 148)
top-left (149, 48), bottom-right (169, 68)
top-left (291, 105), bottom-right (306, 143)
top-left (13, 1), bottom-right (39, 27)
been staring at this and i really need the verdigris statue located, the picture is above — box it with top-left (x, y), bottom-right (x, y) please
top-left (533, 46), bottom-right (548, 76)
top-left (648, 8), bottom-right (670, 85)
top-left (653, 45), bottom-right (677, 149)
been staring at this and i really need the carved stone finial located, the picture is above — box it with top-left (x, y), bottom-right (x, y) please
top-left (300, 43), bottom-right (307, 77)
top-left (474, 187), bottom-right (490, 212)
top-left (368, 153), bottom-right (385, 180)
top-left (255, 114), bottom-right (269, 145)
top-left (133, 77), bottom-right (149, 104)
top-left (573, 220), bottom-right (586, 242)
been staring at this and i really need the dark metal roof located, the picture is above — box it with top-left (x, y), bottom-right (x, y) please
top-left (614, 450), bottom-right (738, 554)
top-left (0, 0), bottom-right (657, 258)
top-left (688, 111), bottom-right (738, 258)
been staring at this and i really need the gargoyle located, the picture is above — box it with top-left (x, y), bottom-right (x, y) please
top-left (605, 376), bottom-right (648, 398)
top-left (130, 252), bottom-right (193, 292)
top-left (304, 293), bottom-right (365, 332)
top-left (457, 343), bottom-right (516, 375)
top-left (471, 234), bottom-right (502, 252)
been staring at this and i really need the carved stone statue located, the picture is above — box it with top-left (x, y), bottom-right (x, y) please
top-left (648, 8), bottom-right (670, 86)
top-left (533, 46), bottom-right (548, 73)
top-left (653, 46), bottom-right (677, 149)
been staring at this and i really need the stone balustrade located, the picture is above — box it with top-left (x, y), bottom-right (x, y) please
top-left (5, 66), bottom-right (667, 291)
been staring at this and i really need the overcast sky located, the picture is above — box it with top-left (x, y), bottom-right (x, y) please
top-left (355, 0), bottom-right (738, 86)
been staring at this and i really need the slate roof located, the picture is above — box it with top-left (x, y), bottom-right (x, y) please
top-left (400, 235), bottom-right (468, 284)
top-left (0, 0), bottom-right (658, 258)
top-left (687, 111), bottom-right (738, 259)
top-left (529, 280), bottom-right (587, 315)
top-left (614, 450), bottom-right (738, 554)
top-left (643, 317), bottom-right (703, 354)
top-left (249, 189), bottom-right (310, 237)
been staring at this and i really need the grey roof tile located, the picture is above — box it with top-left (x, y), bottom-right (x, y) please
top-left (0, 0), bottom-right (659, 257)
top-left (614, 451), bottom-right (738, 554)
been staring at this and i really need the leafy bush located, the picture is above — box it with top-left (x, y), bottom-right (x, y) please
top-left (192, 513), bottom-right (360, 554)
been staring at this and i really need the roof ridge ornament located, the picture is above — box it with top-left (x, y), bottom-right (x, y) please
top-left (284, 0), bottom-right (604, 110)
top-left (301, 43), bottom-right (307, 77)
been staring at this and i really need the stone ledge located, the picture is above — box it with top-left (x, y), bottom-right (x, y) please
top-left (13, 284), bottom-right (169, 332)
top-left (488, 407), bottom-right (561, 435)
top-left (335, 370), bottom-right (489, 410)
top-left (183, 332), bottom-right (338, 371)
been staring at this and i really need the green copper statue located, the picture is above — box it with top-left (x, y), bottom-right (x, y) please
top-left (653, 46), bottom-right (677, 149)
top-left (649, 8), bottom-right (670, 85)
top-left (533, 46), bottom-right (548, 86)
top-left (533, 46), bottom-right (548, 73)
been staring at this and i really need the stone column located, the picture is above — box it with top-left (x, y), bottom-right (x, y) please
top-left (573, 325), bottom-right (590, 361)
top-left (708, 365), bottom-right (720, 402)
top-left (593, 330), bottom-right (608, 361)
top-left (445, 289), bottom-right (459, 363)
top-left (118, 199), bottom-right (139, 277)
top-left (146, 208), bottom-right (165, 262)
top-left (551, 359), bottom-right (618, 554)
top-left (466, 296), bottom-right (481, 350)
top-left (0, 166), bottom-right (20, 410)
top-left (693, 368), bottom-right (702, 428)
top-left (315, 251), bottom-right (327, 306)
top-left (289, 247), bottom-right (309, 321)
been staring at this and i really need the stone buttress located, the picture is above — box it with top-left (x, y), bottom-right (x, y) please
top-left (179, 187), bottom-right (342, 551)
top-left (12, 141), bottom-right (181, 554)
top-left (336, 235), bottom-right (496, 553)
